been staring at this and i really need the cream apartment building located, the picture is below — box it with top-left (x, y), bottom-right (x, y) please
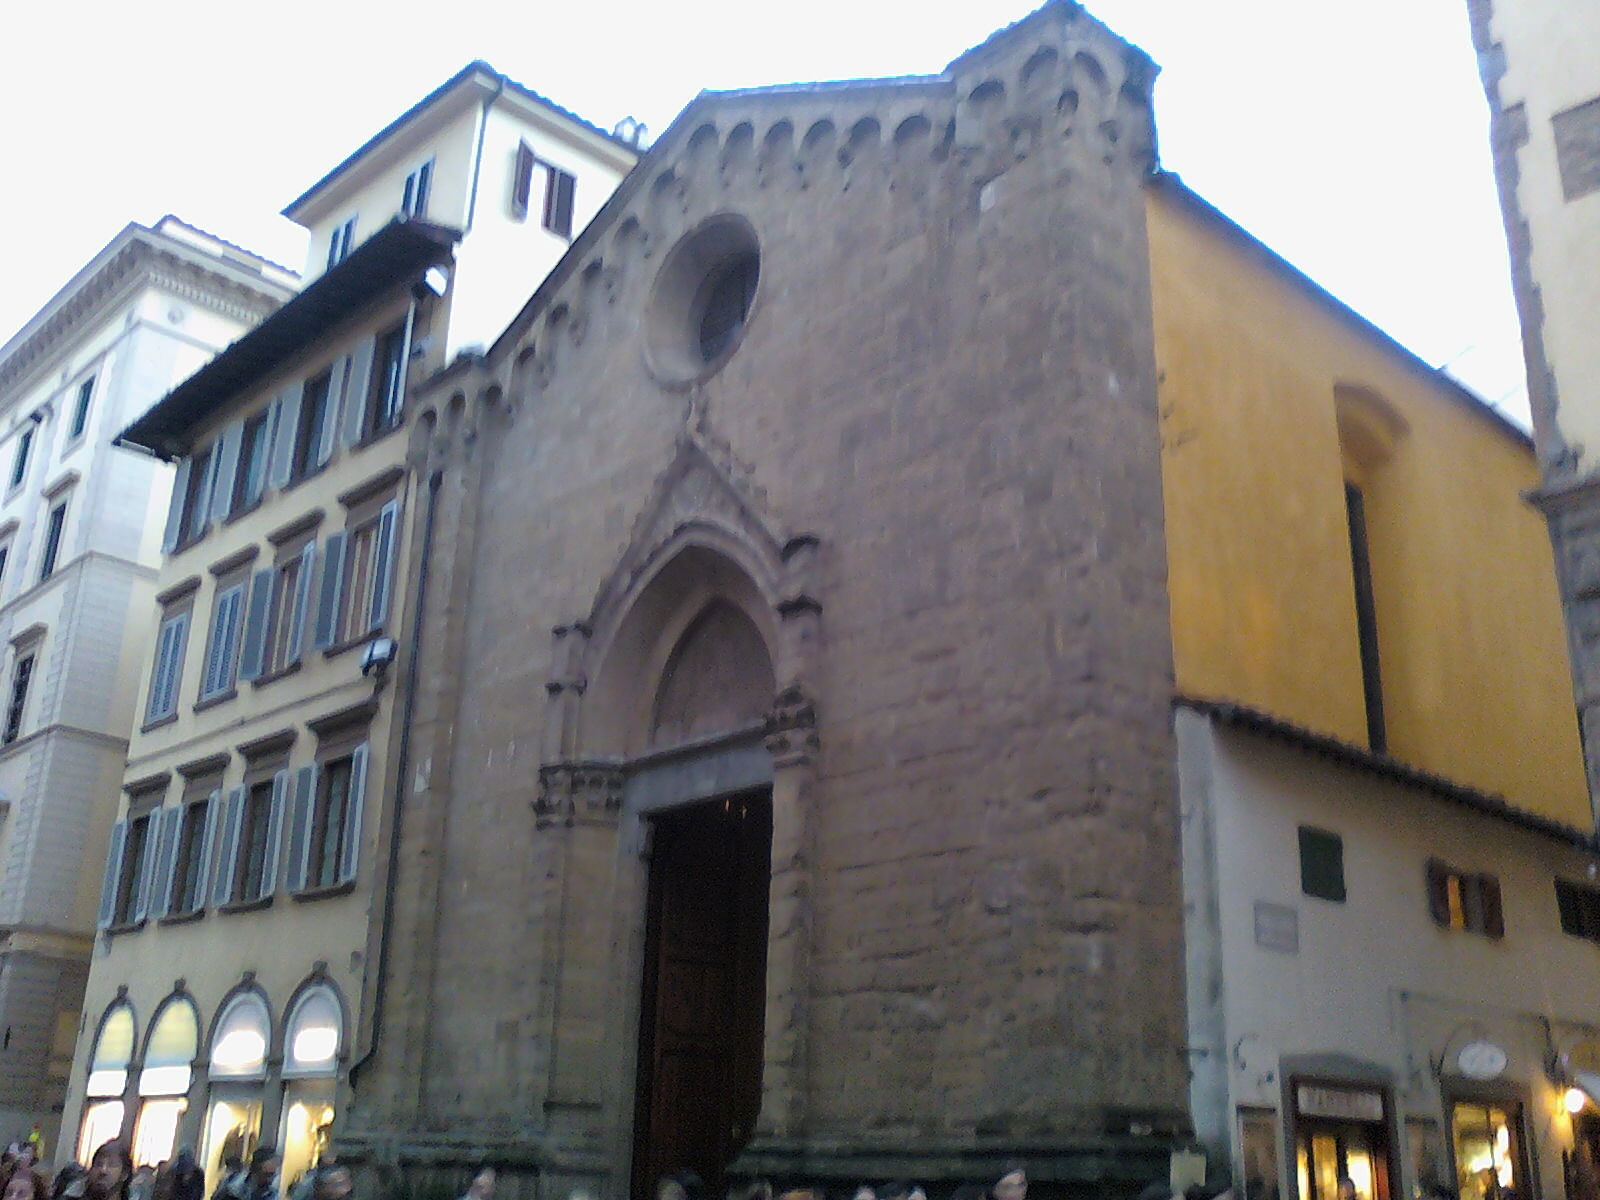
top-left (61, 64), bottom-right (635, 1180)
top-left (1467, 0), bottom-right (1600, 816)
top-left (0, 219), bottom-right (291, 1153)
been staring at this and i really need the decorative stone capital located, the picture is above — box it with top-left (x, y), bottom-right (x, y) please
top-left (764, 685), bottom-right (819, 768)
top-left (535, 761), bottom-right (624, 828)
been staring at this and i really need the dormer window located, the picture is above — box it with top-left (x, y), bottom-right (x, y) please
top-left (327, 218), bottom-right (357, 270)
top-left (402, 161), bottom-right (433, 219)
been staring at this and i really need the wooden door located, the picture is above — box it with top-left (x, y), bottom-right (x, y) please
top-left (633, 792), bottom-right (771, 1200)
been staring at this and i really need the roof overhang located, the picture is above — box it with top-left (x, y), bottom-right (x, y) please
top-left (118, 219), bottom-right (459, 460)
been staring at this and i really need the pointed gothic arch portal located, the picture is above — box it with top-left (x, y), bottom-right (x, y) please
top-left (591, 560), bottom-right (777, 1200)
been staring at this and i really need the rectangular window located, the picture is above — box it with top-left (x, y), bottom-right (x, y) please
top-left (1556, 878), bottom-right (1600, 944)
top-left (286, 743), bottom-right (368, 893)
top-left (11, 428), bottom-right (32, 488)
top-left (199, 580), bottom-right (246, 701)
top-left (169, 795), bottom-right (213, 916)
top-left (38, 500), bottom-right (66, 581)
top-left (234, 780), bottom-right (274, 902)
top-left (366, 324), bottom-right (406, 437)
top-left (69, 377), bottom-right (95, 441)
top-left (511, 141), bottom-right (536, 220)
top-left (181, 446), bottom-right (213, 544)
top-left (4, 651), bottom-right (34, 744)
top-left (308, 756), bottom-right (354, 890)
top-left (234, 410), bottom-right (272, 512)
top-left (0, 542), bottom-right (11, 595)
top-left (294, 370), bottom-right (333, 479)
top-left (113, 812), bottom-right (152, 925)
top-left (263, 542), bottom-right (314, 676)
top-left (1344, 482), bottom-right (1386, 753)
top-left (1426, 859), bottom-right (1504, 938)
top-left (337, 502), bottom-right (399, 643)
top-left (326, 218), bottom-right (356, 269)
top-left (542, 165), bottom-right (576, 238)
top-left (145, 609), bottom-right (190, 724)
top-left (401, 160), bottom-right (432, 219)
top-left (1299, 825), bottom-right (1346, 903)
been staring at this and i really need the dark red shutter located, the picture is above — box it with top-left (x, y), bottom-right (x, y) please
top-left (550, 169), bottom-right (576, 238)
top-left (511, 141), bottom-right (535, 220)
top-left (1480, 874), bottom-right (1505, 939)
top-left (1425, 859), bottom-right (1451, 926)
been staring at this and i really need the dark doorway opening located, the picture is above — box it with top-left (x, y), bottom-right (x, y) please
top-left (632, 790), bottom-right (772, 1200)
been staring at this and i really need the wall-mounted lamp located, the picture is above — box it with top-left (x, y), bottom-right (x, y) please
top-left (1565, 1087), bottom-right (1589, 1115)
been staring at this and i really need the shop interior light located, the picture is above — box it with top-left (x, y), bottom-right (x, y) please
top-left (1565, 1087), bottom-right (1588, 1114)
top-left (292, 1026), bottom-right (337, 1066)
top-left (212, 1029), bottom-right (266, 1070)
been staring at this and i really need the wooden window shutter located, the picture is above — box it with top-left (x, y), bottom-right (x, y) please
top-left (288, 542), bottom-right (317, 664)
top-left (131, 818), bottom-right (158, 925)
top-left (149, 808), bottom-right (184, 920)
top-left (368, 501), bottom-right (400, 630)
top-left (237, 568), bottom-right (275, 682)
top-left (96, 819), bottom-right (127, 930)
top-left (319, 356), bottom-right (350, 466)
top-left (210, 420), bottom-right (245, 523)
top-left (268, 385), bottom-right (303, 489)
top-left (512, 141), bottom-right (536, 220)
top-left (1425, 859), bottom-right (1451, 927)
top-left (259, 771), bottom-right (289, 900)
top-left (211, 787), bottom-right (245, 907)
top-left (337, 744), bottom-right (369, 885)
top-left (313, 531), bottom-right (348, 650)
top-left (162, 459), bottom-right (191, 553)
top-left (285, 765), bottom-right (317, 894)
top-left (342, 339), bottom-right (377, 448)
top-left (1479, 874), bottom-right (1505, 939)
top-left (193, 790), bottom-right (222, 905)
top-left (546, 168), bottom-right (575, 238)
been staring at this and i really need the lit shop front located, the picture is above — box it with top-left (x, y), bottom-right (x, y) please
top-left (277, 986), bottom-right (342, 1194)
top-left (133, 996), bottom-right (200, 1167)
top-left (79, 1002), bottom-right (135, 1161)
top-left (1445, 1091), bottom-right (1530, 1200)
top-left (202, 991), bottom-right (271, 1193)
top-left (1290, 1080), bottom-right (1396, 1200)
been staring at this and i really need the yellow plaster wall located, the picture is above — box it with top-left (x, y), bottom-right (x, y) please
top-left (1148, 181), bottom-right (1587, 825)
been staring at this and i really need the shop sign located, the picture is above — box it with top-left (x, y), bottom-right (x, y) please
top-left (1457, 1041), bottom-right (1508, 1081)
top-left (1567, 1041), bottom-right (1600, 1075)
top-left (1296, 1084), bottom-right (1385, 1122)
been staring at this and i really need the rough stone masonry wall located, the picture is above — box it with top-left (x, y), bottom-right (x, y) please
top-left (346, 3), bottom-right (1189, 1194)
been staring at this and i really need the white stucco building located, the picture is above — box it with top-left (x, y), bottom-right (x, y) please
top-left (1180, 699), bottom-right (1600, 1200)
top-left (0, 219), bottom-right (293, 1152)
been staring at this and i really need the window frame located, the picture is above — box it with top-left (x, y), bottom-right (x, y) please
top-left (165, 784), bottom-right (219, 919)
top-left (364, 323), bottom-right (407, 440)
top-left (293, 368), bottom-right (335, 481)
top-left (401, 160), bottom-right (433, 219)
top-left (111, 805), bottom-right (156, 927)
top-left (1425, 858), bottom-right (1504, 938)
top-left (542, 163), bottom-right (577, 238)
top-left (10, 427), bottom-right (33, 490)
top-left (68, 376), bottom-right (96, 443)
top-left (214, 762), bottom-right (288, 909)
top-left (3, 645), bottom-right (38, 745)
top-left (326, 217), bottom-right (357, 270)
top-left (232, 408), bottom-right (274, 514)
top-left (198, 571), bottom-right (249, 703)
top-left (144, 603), bottom-right (193, 726)
top-left (286, 733), bottom-right (368, 897)
top-left (1298, 824), bottom-right (1347, 904)
top-left (38, 496), bottom-right (67, 581)
top-left (1556, 877), bottom-right (1600, 944)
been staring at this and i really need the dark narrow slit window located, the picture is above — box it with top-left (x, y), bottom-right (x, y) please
top-left (1345, 482), bottom-right (1385, 753)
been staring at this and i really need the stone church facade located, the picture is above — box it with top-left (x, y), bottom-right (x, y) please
top-left (340, 4), bottom-right (1189, 1195)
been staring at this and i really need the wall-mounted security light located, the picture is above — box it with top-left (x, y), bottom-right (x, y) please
top-left (360, 636), bottom-right (397, 678)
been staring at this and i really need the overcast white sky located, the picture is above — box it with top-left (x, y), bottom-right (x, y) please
top-left (0, 0), bottom-right (1528, 425)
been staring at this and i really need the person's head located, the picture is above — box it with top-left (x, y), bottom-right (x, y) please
top-left (247, 1151), bottom-right (279, 1186)
top-left (993, 1164), bottom-right (1027, 1200)
top-left (86, 1143), bottom-right (132, 1200)
top-left (657, 1174), bottom-right (702, 1200)
top-left (851, 1187), bottom-right (875, 1200)
top-left (6, 1168), bottom-right (50, 1200)
top-left (311, 1166), bottom-right (352, 1200)
top-left (465, 1166), bottom-right (496, 1200)
top-left (222, 1160), bottom-right (241, 1181)
top-left (1337, 1178), bottom-right (1357, 1200)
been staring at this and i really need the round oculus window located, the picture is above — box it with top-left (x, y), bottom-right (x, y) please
top-left (644, 216), bottom-right (761, 387)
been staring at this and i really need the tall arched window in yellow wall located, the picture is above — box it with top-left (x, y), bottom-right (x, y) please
top-left (79, 1000), bottom-right (136, 1162)
top-left (134, 994), bottom-right (199, 1167)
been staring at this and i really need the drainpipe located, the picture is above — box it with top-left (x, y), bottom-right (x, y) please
top-left (464, 75), bottom-right (504, 234)
top-left (348, 466), bottom-right (442, 1086)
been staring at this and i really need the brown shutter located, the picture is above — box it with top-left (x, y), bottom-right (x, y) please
top-left (511, 141), bottom-right (535, 220)
top-left (1480, 874), bottom-right (1505, 939)
top-left (1425, 859), bottom-right (1451, 926)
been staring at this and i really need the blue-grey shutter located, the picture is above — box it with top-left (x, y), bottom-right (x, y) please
top-left (211, 787), bottom-right (245, 907)
top-left (162, 459), bottom-right (191, 553)
top-left (96, 819), bottom-right (128, 930)
top-left (269, 383), bottom-right (303, 488)
top-left (237, 568), bottom-right (275, 682)
top-left (317, 358), bottom-right (348, 467)
top-left (258, 771), bottom-right (288, 900)
top-left (149, 807), bottom-right (183, 919)
top-left (337, 745), bottom-right (369, 885)
top-left (146, 613), bottom-right (187, 723)
top-left (312, 532), bottom-right (347, 649)
top-left (192, 790), bottom-right (221, 906)
top-left (210, 420), bottom-right (244, 523)
top-left (190, 451), bottom-right (217, 534)
top-left (288, 542), bottom-right (316, 664)
top-left (131, 817), bottom-right (159, 924)
top-left (342, 339), bottom-right (376, 446)
top-left (368, 501), bottom-right (400, 630)
top-left (202, 588), bottom-right (242, 698)
top-left (285, 765), bottom-right (317, 894)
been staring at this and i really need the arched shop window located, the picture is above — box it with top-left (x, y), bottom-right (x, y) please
top-left (78, 1000), bottom-right (136, 1161)
top-left (133, 995), bottom-right (199, 1166)
top-left (278, 984), bottom-right (343, 1194)
top-left (202, 991), bottom-right (272, 1194)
